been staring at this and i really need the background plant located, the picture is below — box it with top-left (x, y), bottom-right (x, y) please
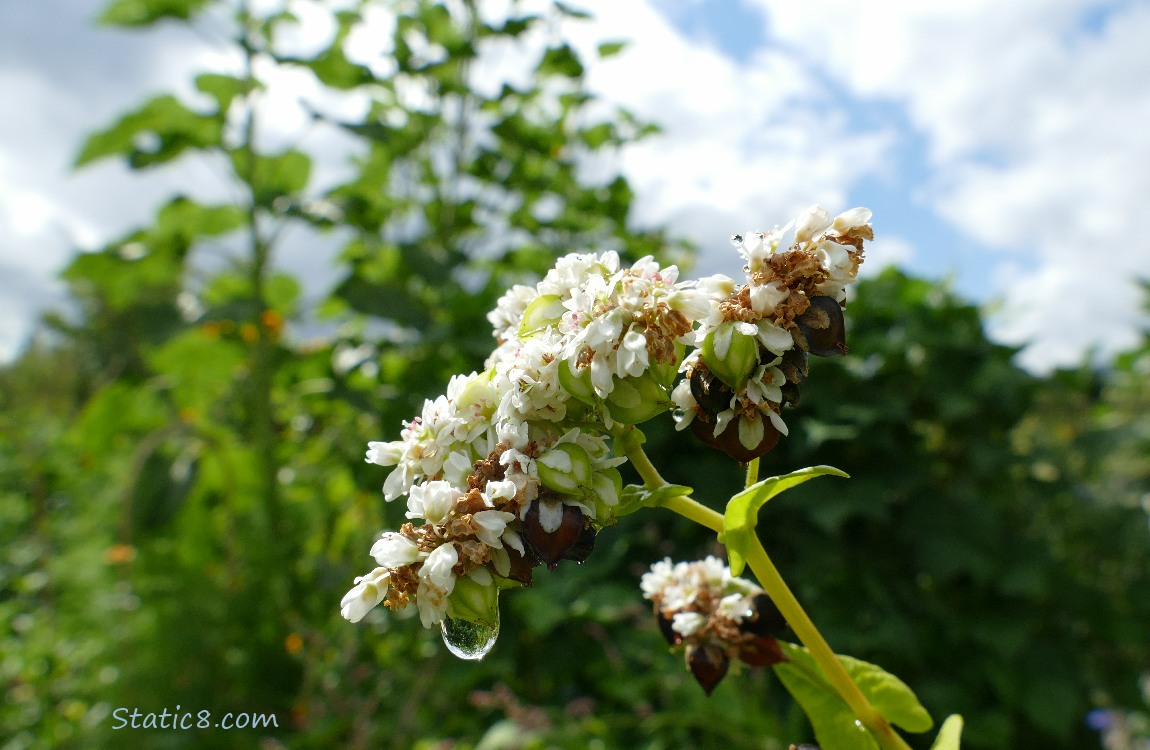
top-left (1, 0), bottom-right (1148, 748)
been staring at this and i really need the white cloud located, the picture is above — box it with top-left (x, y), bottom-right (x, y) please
top-left (568, 1), bottom-right (893, 278)
top-left (862, 235), bottom-right (916, 275)
top-left (747, 0), bottom-right (1150, 369)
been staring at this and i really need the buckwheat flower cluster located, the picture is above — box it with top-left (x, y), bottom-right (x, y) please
top-left (672, 206), bottom-right (872, 461)
top-left (343, 252), bottom-right (709, 635)
top-left (641, 556), bottom-right (788, 695)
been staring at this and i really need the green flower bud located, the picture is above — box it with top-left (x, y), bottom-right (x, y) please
top-left (537, 442), bottom-right (594, 494)
top-left (606, 374), bottom-right (672, 425)
top-left (517, 294), bottom-right (565, 338)
top-left (446, 570), bottom-right (500, 629)
top-left (701, 321), bottom-right (758, 389)
top-left (651, 341), bottom-right (686, 388)
top-left (591, 466), bottom-right (623, 522)
top-left (556, 357), bottom-right (596, 404)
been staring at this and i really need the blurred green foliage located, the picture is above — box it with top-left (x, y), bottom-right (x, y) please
top-left (2, 0), bottom-right (1148, 749)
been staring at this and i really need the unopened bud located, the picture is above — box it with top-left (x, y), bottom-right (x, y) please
top-left (605, 374), bottom-right (672, 425)
top-left (537, 443), bottom-right (593, 494)
top-left (446, 570), bottom-right (500, 629)
top-left (701, 321), bottom-right (759, 389)
top-left (517, 294), bottom-right (564, 337)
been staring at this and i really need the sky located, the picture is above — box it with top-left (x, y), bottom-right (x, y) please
top-left (1, 0), bottom-right (1148, 370)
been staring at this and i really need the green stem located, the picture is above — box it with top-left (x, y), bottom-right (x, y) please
top-left (622, 436), bottom-right (910, 750)
top-left (744, 539), bottom-right (911, 750)
top-left (745, 457), bottom-right (760, 488)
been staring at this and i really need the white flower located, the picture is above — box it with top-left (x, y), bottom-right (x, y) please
top-left (745, 364), bottom-right (784, 405)
top-left (718, 593), bottom-right (750, 620)
top-left (483, 479), bottom-right (519, 506)
top-left (618, 329), bottom-right (650, 378)
top-left (366, 441), bottom-right (402, 466)
top-left (472, 510), bottom-right (516, 548)
top-left (370, 532), bottom-right (420, 568)
top-left (406, 480), bottom-right (462, 524)
top-left (671, 611), bottom-right (708, 637)
top-left (670, 378), bottom-right (699, 431)
top-left (831, 207), bottom-right (872, 234)
top-left (794, 205), bottom-right (833, 244)
top-left (340, 567), bottom-right (391, 623)
top-left (416, 543), bottom-right (459, 627)
top-left (641, 557), bottom-right (676, 599)
top-left (748, 280), bottom-right (789, 315)
top-left (755, 319), bottom-right (794, 355)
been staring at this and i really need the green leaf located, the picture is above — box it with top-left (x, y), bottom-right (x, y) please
top-left (773, 643), bottom-right (932, 750)
top-left (597, 41), bottom-right (627, 58)
top-left (98, 0), bottom-right (211, 27)
top-left (553, 1), bottom-right (593, 19)
top-left (538, 44), bottom-right (585, 78)
top-left (775, 645), bottom-right (878, 750)
top-left (230, 150), bottom-right (312, 206)
top-left (195, 73), bottom-right (247, 116)
top-left (75, 95), bottom-right (221, 168)
top-left (616, 483), bottom-right (694, 518)
top-left (722, 465), bottom-right (848, 575)
top-left (930, 715), bottom-right (963, 750)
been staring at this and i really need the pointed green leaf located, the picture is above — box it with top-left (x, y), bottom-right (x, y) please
top-left (99, 0), bottom-right (211, 27)
top-left (723, 465), bottom-right (848, 575)
top-left (539, 44), bottom-right (584, 79)
top-left (774, 643), bottom-right (932, 750)
top-left (75, 94), bottom-right (220, 168)
top-left (230, 150), bottom-right (312, 207)
top-left (597, 41), bottom-right (627, 58)
top-left (195, 73), bottom-right (247, 116)
top-left (774, 643), bottom-right (878, 750)
top-left (930, 715), bottom-right (963, 750)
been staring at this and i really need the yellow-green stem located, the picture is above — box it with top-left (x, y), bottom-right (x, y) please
top-left (745, 457), bottom-right (760, 488)
top-left (623, 438), bottom-right (910, 750)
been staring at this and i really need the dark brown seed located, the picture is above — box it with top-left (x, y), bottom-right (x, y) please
top-left (736, 635), bottom-right (787, 667)
top-left (687, 644), bottom-right (729, 696)
top-left (779, 347), bottom-right (809, 384)
top-left (689, 363), bottom-right (734, 416)
top-left (690, 413), bottom-right (781, 463)
top-left (562, 523), bottom-right (596, 564)
top-left (523, 499), bottom-right (585, 571)
top-left (740, 593), bottom-right (788, 638)
top-left (656, 610), bottom-right (681, 647)
top-left (796, 295), bottom-right (847, 357)
top-left (503, 545), bottom-right (537, 586)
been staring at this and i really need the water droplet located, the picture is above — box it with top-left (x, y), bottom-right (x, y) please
top-left (440, 613), bottom-right (499, 660)
top-left (729, 234), bottom-right (743, 247)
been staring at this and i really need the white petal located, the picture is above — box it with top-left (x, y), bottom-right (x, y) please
top-left (370, 532), bottom-right (420, 568)
top-left (794, 205), bottom-right (832, 244)
top-left (536, 498), bottom-right (565, 534)
top-left (671, 611), bottom-right (708, 637)
top-left (756, 320), bottom-right (794, 354)
top-left (738, 415), bottom-right (764, 450)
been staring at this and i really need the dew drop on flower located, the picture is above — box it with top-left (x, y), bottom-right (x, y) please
top-left (440, 613), bottom-right (499, 660)
top-left (729, 234), bottom-right (743, 247)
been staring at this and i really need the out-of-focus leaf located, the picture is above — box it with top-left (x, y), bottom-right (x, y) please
top-left (230, 149), bottom-right (312, 206)
top-left (538, 44), bottom-right (584, 78)
top-left (98, 0), bottom-right (211, 26)
top-left (930, 715), bottom-right (964, 750)
top-left (75, 95), bottom-right (220, 168)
